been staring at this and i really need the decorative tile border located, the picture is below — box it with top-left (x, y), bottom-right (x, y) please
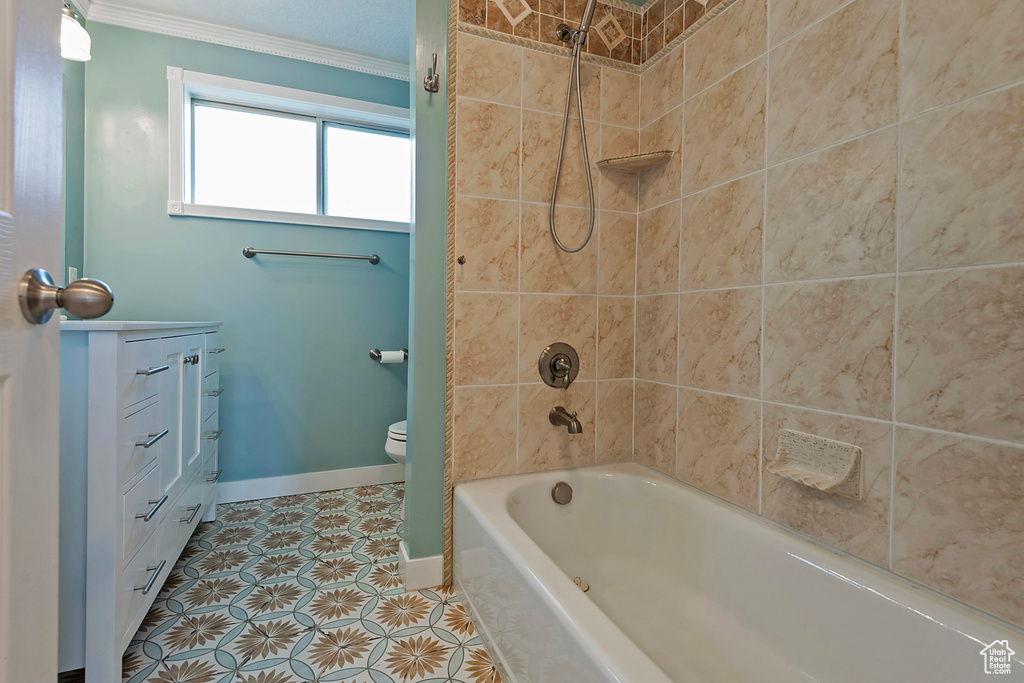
top-left (459, 0), bottom-right (642, 64)
top-left (457, 0), bottom-right (740, 72)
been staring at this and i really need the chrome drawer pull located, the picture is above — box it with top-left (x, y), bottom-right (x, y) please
top-left (205, 470), bottom-right (222, 483)
top-left (203, 389), bottom-right (223, 397)
top-left (180, 503), bottom-right (202, 524)
top-left (134, 559), bottom-right (166, 594)
top-left (136, 365), bottom-right (169, 376)
top-left (208, 348), bottom-right (226, 354)
top-left (203, 429), bottom-right (223, 441)
top-left (135, 429), bottom-right (169, 449)
top-left (135, 495), bottom-right (168, 522)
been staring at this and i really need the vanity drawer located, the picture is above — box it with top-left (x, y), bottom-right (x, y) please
top-left (205, 332), bottom-right (224, 378)
top-left (118, 529), bottom-right (163, 644)
top-left (163, 471), bottom-right (206, 558)
top-left (119, 398), bottom-right (163, 484)
top-left (122, 464), bottom-right (163, 563)
top-left (118, 339), bottom-right (164, 410)
top-left (203, 448), bottom-right (220, 504)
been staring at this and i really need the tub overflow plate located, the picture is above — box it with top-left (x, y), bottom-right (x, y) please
top-left (551, 481), bottom-right (573, 505)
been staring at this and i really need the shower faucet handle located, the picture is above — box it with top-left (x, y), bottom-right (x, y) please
top-left (539, 342), bottom-right (580, 389)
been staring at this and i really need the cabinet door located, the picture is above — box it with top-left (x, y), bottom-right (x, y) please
top-left (159, 337), bottom-right (185, 501)
top-left (159, 335), bottom-right (204, 501)
top-left (180, 336), bottom-right (204, 484)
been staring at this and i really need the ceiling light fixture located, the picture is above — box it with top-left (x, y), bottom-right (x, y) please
top-left (60, 4), bottom-right (91, 62)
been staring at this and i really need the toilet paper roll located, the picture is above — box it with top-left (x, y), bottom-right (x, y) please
top-left (379, 350), bottom-right (405, 364)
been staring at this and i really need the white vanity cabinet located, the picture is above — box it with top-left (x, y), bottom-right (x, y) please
top-left (58, 322), bottom-right (224, 681)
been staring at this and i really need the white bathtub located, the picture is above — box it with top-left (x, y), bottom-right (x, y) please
top-left (454, 462), bottom-right (1024, 682)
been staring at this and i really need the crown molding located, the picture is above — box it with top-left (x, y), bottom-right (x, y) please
top-left (85, 2), bottom-right (411, 82)
top-left (68, 0), bottom-right (92, 19)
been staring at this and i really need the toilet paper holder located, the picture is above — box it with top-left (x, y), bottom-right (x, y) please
top-left (369, 349), bottom-right (409, 362)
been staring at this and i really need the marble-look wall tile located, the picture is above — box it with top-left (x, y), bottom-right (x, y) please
top-left (522, 49), bottom-right (601, 119)
top-left (766, 0), bottom-right (898, 164)
top-left (639, 43), bottom-right (685, 127)
top-left (519, 294), bottom-right (598, 382)
top-left (634, 380), bottom-right (677, 475)
top-left (457, 32), bottom-right (523, 105)
top-left (763, 277), bottom-right (893, 419)
top-left (761, 404), bottom-right (893, 566)
top-left (460, 0), bottom-right (487, 26)
top-left (521, 203), bottom-right (598, 293)
top-left (637, 201), bottom-right (681, 295)
top-left (601, 67), bottom-right (640, 128)
top-left (454, 385), bottom-right (518, 480)
top-left (677, 389), bottom-right (761, 511)
top-left (901, 0), bottom-right (1024, 118)
top-left (522, 109), bottom-right (599, 206)
top-left (684, 0), bottom-right (767, 98)
top-left (597, 380), bottom-right (634, 463)
top-left (598, 211), bottom-right (637, 295)
top-left (768, 0), bottom-right (848, 47)
top-left (896, 266), bottom-right (1024, 443)
top-left (456, 99), bottom-right (521, 199)
top-left (636, 294), bottom-right (678, 384)
top-left (455, 291), bottom-right (519, 385)
top-left (680, 172), bottom-right (764, 290)
top-left (639, 108), bottom-right (684, 211)
top-left (600, 125), bottom-right (640, 213)
top-left (891, 427), bottom-right (1024, 628)
top-left (678, 287), bottom-right (761, 397)
top-left (456, 195), bottom-right (520, 292)
top-left (683, 56), bottom-right (766, 193)
top-left (766, 127), bottom-right (897, 282)
top-left (598, 296), bottom-right (635, 379)
top-left (518, 381), bottom-right (596, 472)
top-left (899, 84), bottom-right (1024, 271)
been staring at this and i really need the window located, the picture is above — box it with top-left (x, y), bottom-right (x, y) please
top-left (168, 68), bottom-right (411, 232)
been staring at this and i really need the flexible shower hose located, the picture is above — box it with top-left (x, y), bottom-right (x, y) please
top-left (549, 38), bottom-right (596, 254)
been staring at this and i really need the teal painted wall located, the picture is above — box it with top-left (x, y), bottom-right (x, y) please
top-left (404, 0), bottom-right (448, 560)
top-left (81, 23), bottom-right (412, 482)
top-left (63, 58), bottom-right (85, 286)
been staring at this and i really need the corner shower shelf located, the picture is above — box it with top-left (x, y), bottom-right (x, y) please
top-left (596, 150), bottom-right (674, 173)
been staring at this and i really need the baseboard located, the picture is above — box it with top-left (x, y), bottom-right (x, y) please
top-left (400, 540), bottom-right (443, 590)
top-left (216, 463), bottom-right (404, 504)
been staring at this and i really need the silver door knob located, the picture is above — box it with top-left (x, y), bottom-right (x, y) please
top-left (18, 268), bottom-right (114, 324)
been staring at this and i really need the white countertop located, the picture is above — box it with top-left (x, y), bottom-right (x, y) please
top-left (60, 320), bottom-right (222, 331)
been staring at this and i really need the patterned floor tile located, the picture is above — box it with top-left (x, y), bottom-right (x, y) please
top-left (60, 481), bottom-right (502, 683)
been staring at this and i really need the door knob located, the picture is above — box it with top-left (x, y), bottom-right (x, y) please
top-left (18, 268), bottom-right (114, 324)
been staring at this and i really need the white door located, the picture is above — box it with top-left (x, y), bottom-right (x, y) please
top-left (0, 0), bottom-right (64, 680)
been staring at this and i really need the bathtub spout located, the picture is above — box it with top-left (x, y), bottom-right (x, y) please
top-left (549, 406), bottom-right (583, 434)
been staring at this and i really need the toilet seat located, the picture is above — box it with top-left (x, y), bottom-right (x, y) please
top-left (387, 420), bottom-right (407, 443)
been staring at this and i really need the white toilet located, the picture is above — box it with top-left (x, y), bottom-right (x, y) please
top-left (385, 420), bottom-right (407, 465)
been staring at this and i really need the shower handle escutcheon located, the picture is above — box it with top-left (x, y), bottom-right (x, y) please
top-left (539, 342), bottom-right (580, 388)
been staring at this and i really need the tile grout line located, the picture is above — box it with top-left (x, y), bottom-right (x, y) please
top-left (889, 0), bottom-right (905, 572)
top-left (515, 43), bottom-right (525, 476)
top-left (760, 0), bottom-right (770, 516)
top-left (675, 42), bottom-right (686, 480)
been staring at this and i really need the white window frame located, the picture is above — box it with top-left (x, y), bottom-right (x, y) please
top-left (167, 67), bottom-right (411, 233)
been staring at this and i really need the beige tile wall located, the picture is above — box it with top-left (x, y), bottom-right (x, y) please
top-left (452, 0), bottom-right (1024, 630)
top-left (633, 0), bottom-right (1024, 628)
top-left (453, 32), bottom-right (641, 483)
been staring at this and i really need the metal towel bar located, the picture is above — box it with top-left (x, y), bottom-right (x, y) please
top-left (242, 247), bottom-right (380, 265)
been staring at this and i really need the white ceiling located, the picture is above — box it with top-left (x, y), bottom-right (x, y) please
top-left (95, 0), bottom-right (411, 64)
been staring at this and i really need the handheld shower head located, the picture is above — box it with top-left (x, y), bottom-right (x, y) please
top-left (578, 0), bottom-right (599, 32)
